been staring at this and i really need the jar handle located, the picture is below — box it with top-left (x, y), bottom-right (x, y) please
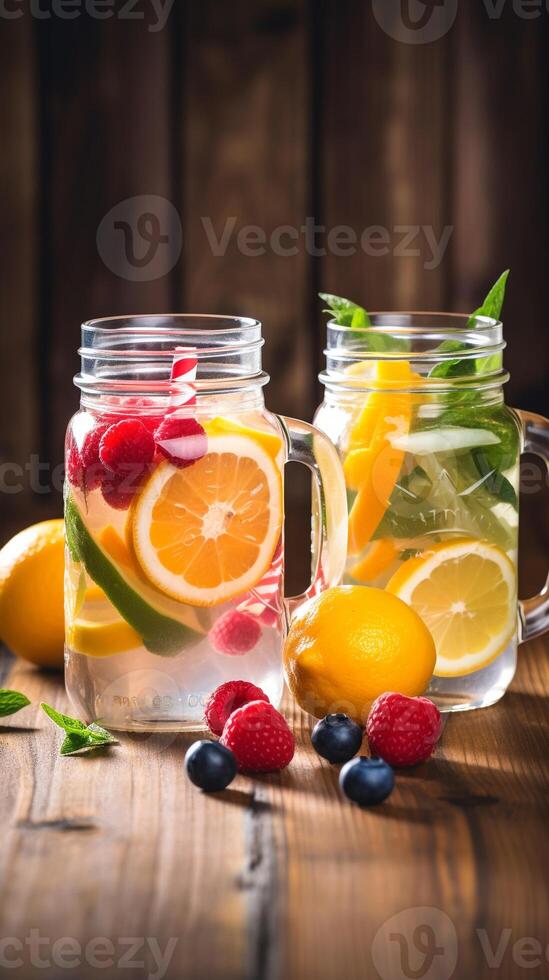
top-left (277, 416), bottom-right (347, 618)
top-left (515, 409), bottom-right (549, 642)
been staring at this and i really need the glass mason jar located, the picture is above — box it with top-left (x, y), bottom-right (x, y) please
top-left (64, 315), bottom-right (347, 731)
top-left (315, 312), bottom-right (549, 712)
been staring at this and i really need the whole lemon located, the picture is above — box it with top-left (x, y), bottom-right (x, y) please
top-left (284, 586), bottom-right (436, 723)
top-left (0, 519), bottom-right (65, 669)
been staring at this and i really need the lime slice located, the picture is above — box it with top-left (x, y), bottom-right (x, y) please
top-left (65, 496), bottom-right (204, 656)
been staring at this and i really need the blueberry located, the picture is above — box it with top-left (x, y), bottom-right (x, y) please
top-left (185, 740), bottom-right (237, 792)
top-left (311, 713), bottom-right (363, 764)
top-left (339, 757), bottom-right (394, 806)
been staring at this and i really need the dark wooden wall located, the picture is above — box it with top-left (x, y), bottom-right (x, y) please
top-left (1, 0), bottom-right (548, 591)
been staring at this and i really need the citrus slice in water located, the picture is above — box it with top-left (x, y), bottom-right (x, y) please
top-left (346, 361), bottom-right (414, 554)
top-left (67, 604), bottom-right (142, 658)
top-left (203, 416), bottom-right (283, 460)
top-left (132, 433), bottom-right (282, 606)
top-left (386, 538), bottom-right (516, 677)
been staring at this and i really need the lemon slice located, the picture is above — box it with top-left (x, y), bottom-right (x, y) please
top-left (386, 538), bottom-right (516, 677)
top-left (132, 433), bottom-right (282, 607)
top-left (203, 417), bottom-right (283, 460)
top-left (67, 604), bottom-right (142, 658)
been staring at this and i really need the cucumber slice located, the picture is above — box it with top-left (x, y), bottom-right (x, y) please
top-left (387, 427), bottom-right (500, 455)
top-left (65, 496), bottom-right (203, 656)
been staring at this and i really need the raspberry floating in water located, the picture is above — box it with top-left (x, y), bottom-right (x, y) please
top-left (204, 680), bottom-right (269, 737)
top-left (366, 692), bottom-right (442, 768)
top-left (66, 422), bottom-right (110, 492)
top-left (100, 467), bottom-right (147, 511)
top-left (209, 610), bottom-right (262, 657)
top-left (99, 419), bottom-right (155, 474)
top-left (220, 700), bottom-right (295, 773)
top-left (154, 417), bottom-right (207, 468)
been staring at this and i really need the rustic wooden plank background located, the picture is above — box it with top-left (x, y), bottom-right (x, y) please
top-left (0, 1), bottom-right (548, 593)
top-left (1, 636), bottom-right (548, 980)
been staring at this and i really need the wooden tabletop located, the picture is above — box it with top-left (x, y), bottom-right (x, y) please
top-left (1, 638), bottom-right (548, 980)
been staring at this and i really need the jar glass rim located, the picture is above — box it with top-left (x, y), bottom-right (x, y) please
top-left (321, 310), bottom-right (507, 391)
top-left (76, 313), bottom-right (266, 395)
top-left (83, 313), bottom-right (261, 335)
top-left (326, 311), bottom-right (501, 329)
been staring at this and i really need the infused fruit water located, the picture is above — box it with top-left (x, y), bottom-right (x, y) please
top-left (316, 311), bottom-right (521, 711)
top-left (65, 314), bottom-right (348, 731)
top-left (65, 404), bottom-right (287, 731)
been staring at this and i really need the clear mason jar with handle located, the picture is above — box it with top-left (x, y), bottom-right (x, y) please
top-left (315, 312), bottom-right (549, 712)
top-left (64, 315), bottom-right (347, 731)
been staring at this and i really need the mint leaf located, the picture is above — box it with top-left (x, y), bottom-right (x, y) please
top-left (471, 449), bottom-right (517, 506)
top-left (60, 725), bottom-right (117, 756)
top-left (41, 702), bottom-right (89, 735)
top-left (468, 269), bottom-right (509, 324)
top-left (41, 703), bottom-right (118, 755)
top-left (429, 271), bottom-right (509, 379)
top-left (475, 351), bottom-right (502, 376)
top-left (429, 340), bottom-right (474, 380)
top-left (319, 292), bottom-right (372, 328)
top-left (351, 306), bottom-right (370, 329)
top-left (0, 690), bottom-right (30, 718)
top-left (319, 291), bottom-right (409, 352)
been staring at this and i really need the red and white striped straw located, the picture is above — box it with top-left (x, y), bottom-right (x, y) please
top-left (236, 542), bottom-right (283, 627)
top-left (168, 346), bottom-right (198, 412)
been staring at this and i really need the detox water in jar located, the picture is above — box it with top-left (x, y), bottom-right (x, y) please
top-left (315, 312), bottom-right (526, 712)
top-left (64, 315), bottom-right (347, 731)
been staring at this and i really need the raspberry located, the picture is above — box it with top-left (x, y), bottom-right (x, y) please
top-left (366, 692), bottom-right (442, 768)
top-left (99, 419), bottom-right (155, 474)
top-left (101, 465), bottom-right (148, 510)
top-left (66, 423), bottom-right (109, 492)
top-left (154, 417), bottom-right (207, 468)
top-left (80, 423), bottom-right (109, 491)
top-left (220, 701), bottom-right (295, 772)
top-left (204, 680), bottom-right (269, 737)
top-left (209, 610), bottom-right (262, 656)
top-left (66, 432), bottom-right (84, 488)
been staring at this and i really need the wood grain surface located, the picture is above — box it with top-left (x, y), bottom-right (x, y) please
top-left (1, 636), bottom-right (547, 980)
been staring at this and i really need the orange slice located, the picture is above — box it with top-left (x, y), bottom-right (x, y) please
top-left (347, 361), bottom-right (414, 554)
top-left (132, 433), bottom-right (282, 606)
top-left (348, 539), bottom-right (399, 582)
top-left (386, 538), bottom-right (516, 677)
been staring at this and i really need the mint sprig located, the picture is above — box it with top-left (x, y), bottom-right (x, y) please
top-left (319, 292), bottom-right (372, 328)
top-left (41, 703), bottom-right (118, 756)
top-left (468, 269), bottom-right (509, 324)
top-left (0, 690), bottom-right (31, 718)
top-left (319, 292), bottom-right (408, 352)
top-left (429, 270), bottom-right (509, 380)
